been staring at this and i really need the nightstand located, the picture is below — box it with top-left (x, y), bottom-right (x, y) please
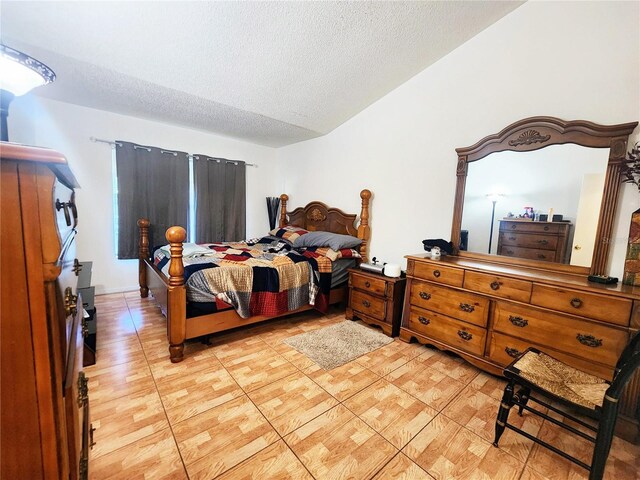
top-left (346, 268), bottom-right (406, 337)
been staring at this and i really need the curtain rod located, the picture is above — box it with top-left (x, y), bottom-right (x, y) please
top-left (89, 136), bottom-right (257, 167)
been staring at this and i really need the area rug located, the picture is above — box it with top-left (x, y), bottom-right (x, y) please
top-left (283, 320), bottom-right (393, 370)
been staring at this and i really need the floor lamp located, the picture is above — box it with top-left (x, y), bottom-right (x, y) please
top-left (486, 193), bottom-right (503, 254)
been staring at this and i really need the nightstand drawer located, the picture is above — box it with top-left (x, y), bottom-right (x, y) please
top-left (408, 306), bottom-right (486, 356)
top-left (351, 290), bottom-right (386, 321)
top-left (350, 273), bottom-right (387, 296)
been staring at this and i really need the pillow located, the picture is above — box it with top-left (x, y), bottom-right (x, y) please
top-left (299, 246), bottom-right (362, 262)
top-left (159, 242), bottom-right (213, 258)
top-left (269, 225), bottom-right (310, 243)
top-left (293, 231), bottom-right (362, 251)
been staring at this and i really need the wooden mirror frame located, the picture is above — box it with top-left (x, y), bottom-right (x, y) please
top-left (451, 116), bottom-right (638, 276)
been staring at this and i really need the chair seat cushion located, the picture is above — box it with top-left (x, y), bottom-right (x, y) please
top-left (509, 350), bottom-right (609, 410)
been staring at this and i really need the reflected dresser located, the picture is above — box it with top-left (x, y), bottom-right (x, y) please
top-left (1, 143), bottom-right (91, 478)
top-left (497, 219), bottom-right (572, 263)
top-left (401, 254), bottom-right (640, 440)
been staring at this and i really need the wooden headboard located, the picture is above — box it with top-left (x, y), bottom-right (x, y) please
top-left (279, 189), bottom-right (372, 263)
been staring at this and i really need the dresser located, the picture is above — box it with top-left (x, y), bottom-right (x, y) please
top-left (401, 254), bottom-right (640, 439)
top-left (1, 143), bottom-right (91, 479)
top-left (346, 268), bottom-right (406, 336)
top-left (497, 219), bottom-right (572, 263)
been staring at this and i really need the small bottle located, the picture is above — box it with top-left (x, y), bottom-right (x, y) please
top-left (548, 208), bottom-right (554, 222)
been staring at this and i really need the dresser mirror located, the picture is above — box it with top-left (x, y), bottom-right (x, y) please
top-left (451, 117), bottom-right (638, 276)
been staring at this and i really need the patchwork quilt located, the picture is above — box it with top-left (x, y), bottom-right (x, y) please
top-left (153, 236), bottom-right (359, 319)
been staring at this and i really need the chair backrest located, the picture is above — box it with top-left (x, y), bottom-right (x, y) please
top-left (607, 351), bottom-right (640, 401)
top-left (615, 329), bottom-right (640, 374)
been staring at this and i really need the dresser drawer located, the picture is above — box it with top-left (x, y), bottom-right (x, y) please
top-left (409, 280), bottom-right (489, 327)
top-left (408, 306), bottom-right (486, 356)
top-left (412, 261), bottom-right (464, 287)
top-left (498, 232), bottom-right (559, 250)
top-left (463, 271), bottom-right (532, 303)
top-left (487, 332), bottom-right (614, 380)
top-left (497, 246), bottom-right (556, 263)
top-left (350, 272), bottom-right (387, 296)
top-left (493, 301), bottom-right (628, 367)
top-left (531, 284), bottom-right (632, 326)
top-left (500, 221), bottom-right (562, 234)
top-left (351, 289), bottom-right (386, 321)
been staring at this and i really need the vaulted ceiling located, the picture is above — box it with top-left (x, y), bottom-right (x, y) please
top-left (1, 1), bottom-right (523, 147)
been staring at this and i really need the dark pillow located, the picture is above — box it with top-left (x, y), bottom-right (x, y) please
top-left (294, 231), bottom-right (362, 250)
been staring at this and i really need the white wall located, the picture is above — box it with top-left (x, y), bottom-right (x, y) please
top-left (278, 1), bottom-right (640, 279)
top-left (10, 97), bottom-right (280, 294)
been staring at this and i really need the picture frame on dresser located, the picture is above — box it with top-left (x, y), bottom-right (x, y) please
top-left (400, 116), bottom-right (640, 443)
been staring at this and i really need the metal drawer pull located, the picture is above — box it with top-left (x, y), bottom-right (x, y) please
top-left (511, 224), bottom-right (517, 229)
top-left (77, 372), bottom-right (89, 407)
top-left (64, 287), bottom-right (78, 317)
top-left (419, 291), bottom-right (431, 300)
top-left (72, 258), bottom-right (83, 275)
top-left (537, 254), bottom-right (546, 259)
top-left (576, 334), bottom-right (603, 348)
top-left (81, 318), bottom-right (89, 338)
top-left (433, 270), bottom-right (441, 278)
top-left (362, 300), bottom-right (371, 308)
top-left (509, 315), bottom-right (528, 327)
top-left (570, 297), bottom-right (583, 308)
top-left (90, 424), bottom-right (96, 449)
top-left (418, 316), bottom-right (430, 325)
top-left (508, 236), bottom-right (516, 240)
top-left (544, 226), bottom-right (550, 231)
top-left (459, 303), bottom-right (475, 313)
top-left (458, 330), bottom-right (473, 341)
top-left (537, 239), bottom-right (549, 245)
top-left (490, 281), bottom-right (500, 291)
top-left (364, 281), bottom-right (371, 288)
top-left (55, 198), bottom-right (72, 226)
top-left (505, 249), bottom-right (514, 255)
top-left (505, 347), bottom-right (521, 358)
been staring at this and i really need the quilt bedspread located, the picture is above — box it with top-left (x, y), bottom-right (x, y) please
top-left (153, 236), bottom-right (353, 318)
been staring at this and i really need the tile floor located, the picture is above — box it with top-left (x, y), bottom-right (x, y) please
top-left (87, 292), bottom-right (639, 479)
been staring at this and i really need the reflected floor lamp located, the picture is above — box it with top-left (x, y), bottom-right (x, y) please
top-left (487, 193), bottom-right (504, 254)
top-left (0, 44), bottom-right (56, 142)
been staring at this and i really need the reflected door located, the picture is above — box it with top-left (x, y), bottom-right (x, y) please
top-left (571, 173), bottom-right (605, 267)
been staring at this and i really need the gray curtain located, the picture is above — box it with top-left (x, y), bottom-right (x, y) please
top-left (116, 141), bottom-right (189, 259)
top-left (194, 156), bottom-right (246, 242)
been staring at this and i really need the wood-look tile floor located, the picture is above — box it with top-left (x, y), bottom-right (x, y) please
top-left (87, 293), bottom-right (640, 480)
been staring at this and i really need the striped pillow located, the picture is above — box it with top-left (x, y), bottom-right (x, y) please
top-left (269, 225), bottom-right (310, 243)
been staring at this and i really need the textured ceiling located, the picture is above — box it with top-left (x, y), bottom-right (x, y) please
top-left (1, 1), bottom-right (523, 147)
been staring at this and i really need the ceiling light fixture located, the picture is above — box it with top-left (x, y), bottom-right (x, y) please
top-left (0, 44), bottom-right (56, 141)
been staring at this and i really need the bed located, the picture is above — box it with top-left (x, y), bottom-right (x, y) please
top-left (137, 189), bottom-right (372, 362)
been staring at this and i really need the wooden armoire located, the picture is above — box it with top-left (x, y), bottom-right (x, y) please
top-left (1, 142), bottom-right (90, 479)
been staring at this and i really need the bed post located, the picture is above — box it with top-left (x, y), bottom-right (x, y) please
top-left (279, 194), bottom-right (289, 227)
top-left (138, 218), bottom-right (150, 298)
top-left (166, 226), bottom-right (187, 363)
top-left (358, 189), bottom-right (371, 263)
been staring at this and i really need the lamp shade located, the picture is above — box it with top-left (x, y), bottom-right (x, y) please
top-left (0, 44), bottom-right (55, 97)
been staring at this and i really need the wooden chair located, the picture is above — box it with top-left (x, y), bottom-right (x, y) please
top-left (493, 331), bottom-right (640, 480)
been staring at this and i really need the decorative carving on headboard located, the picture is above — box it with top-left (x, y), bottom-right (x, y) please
top-left (508, 129), bottom-right (551, 147)
top-left (307, 208), bottom-right (327, 222)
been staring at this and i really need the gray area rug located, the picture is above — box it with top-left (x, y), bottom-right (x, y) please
top-left (283, 320), bottom-right (393, 370)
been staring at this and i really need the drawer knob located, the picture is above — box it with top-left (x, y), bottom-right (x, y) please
top-left (362, 300), bottom-right (371, 308)
top-left (544, 226), bottom-right (550, 231)
top-left (457, 330), bottom-right (473, 341)
top-left (508, 236), bottom-right (516, 240)
top-left (576, 333), bottom-right (603, 348)
top-left (505, 347), bottom-right (521, 358)
top-left (418, 316), bottom-right (430, 325)
top-left (570, 297), bottom-right (583, 308)
top-left (459, 303), bottom-right (475, 313)
top-left (364, 281), bottom-right (371, 288)
top-left (64, 287), bottom-right (78, 317)
top-left (433, 270), bottom-right (441, 278)
top-left (419, 291), bottom-right (431, 300)
top-left (490, 281), bottom-right (500, 291)
top-left (537, 239), bottom-right (549, 245)
top-left (537, 254), bottom-right (546, 260)
top-left (505, 249), bottom-right (514, 255)
top-left (511, 224), bottom-right (517, 229)
top-left (77, 371), bottom-right (89, 408)
top-left (509, 315), bottom-right (528, 327)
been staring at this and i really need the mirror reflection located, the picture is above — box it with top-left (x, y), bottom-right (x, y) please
top-left (460, 144), bottom-right (609, 267)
